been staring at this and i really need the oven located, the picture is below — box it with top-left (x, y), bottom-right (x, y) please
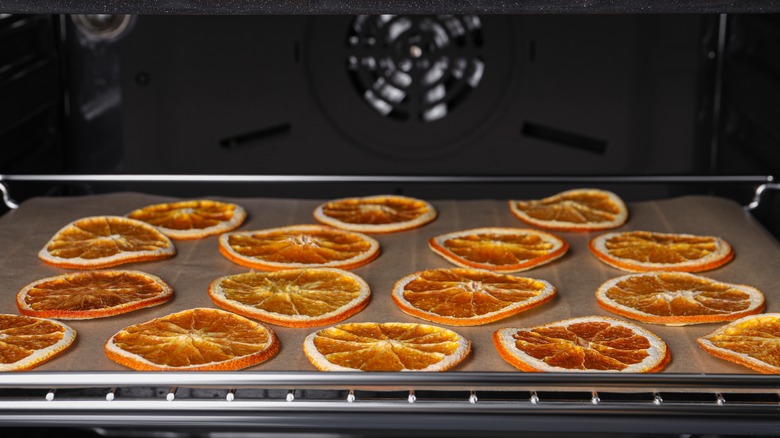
top-left (1, 3), bottom-right (779, 437)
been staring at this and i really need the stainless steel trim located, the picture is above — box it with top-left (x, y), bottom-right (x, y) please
top-left (0, 372), bottom-right (778, 390)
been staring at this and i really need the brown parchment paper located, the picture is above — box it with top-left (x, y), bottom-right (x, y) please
top-left (1, 192), bottom-right (779, 375)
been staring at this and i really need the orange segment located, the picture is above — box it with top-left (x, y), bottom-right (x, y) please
top-left (392, 268), bottom-right (556, 326)
top-left (127, 200), bottom-right (247, 240)
top-left (589, 231), bottom-right (734, 272)
top-left (313, 195), bottom-right (437, 233)
top-left (493, 316), bottom-right (669, 372)
top-left (509, 189), bottom-right (628, 231)
top-left (104, 308), bottom-right (279, 371)
top-left (596, 272), bottom-right (764, 326)
top-left (428, 227), bottom-right (568, 273)
top-left (303, 322), bottom-right (470, 371)
top-left (39, 216), bottom-right (175, 269)
top-left (17, 270), bottom-right (173, 320)
top-left (697, 314), bottom-right (780, 374)
top-left (219, 224), bottom-right (380, 270)
top-left (209, 268), bottom-right (370, 327)
top-left (0, 314), bottom-right (76, 371)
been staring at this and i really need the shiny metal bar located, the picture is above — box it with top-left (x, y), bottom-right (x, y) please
top-left (0, 173), bottom-right (773, 184)
top-left (0, 372), bottom-right (778, 390)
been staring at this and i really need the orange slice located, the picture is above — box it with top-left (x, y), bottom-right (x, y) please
top-left (596, 272), bottom-right (764, 326)
top-left (0, 314), bottom-right (76, 371)
top-left (589, 230), bottom-right (734, 272)
top-left (219, 224), bottom-right (379, 270)
top-left (428, 227), bottom-right (568, 273)
top-left (303, 322), bottom-right (470, 371)
top-left (392, 268), bottom-right (556, 326)
top-left (697, 314), bottom-right (780, 374)
top-left (493, 316), bottom-right (670, 372)
top-left (17, 270), bottom-right (173, 320)
top-left (313, 195), bottom-right (437, 233)
top-left (127, 200), bottom-right (247, 240)
top-left (105, 308), bottom-right (279, 371)
top-left (509, 189), bottom-right (628, 231)
top-left (39, 216), bottom-right (175, 269)
top-left (209, 268), bottom-right (370, 328)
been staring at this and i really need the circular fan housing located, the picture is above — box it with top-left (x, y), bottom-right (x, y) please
top-left (306, 15), bottom-right (515, 160)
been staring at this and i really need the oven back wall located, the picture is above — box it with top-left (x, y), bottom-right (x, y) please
top-left (67, 15), bottom-right (706, 180)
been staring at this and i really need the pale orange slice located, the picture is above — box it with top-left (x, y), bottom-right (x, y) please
top-left (509, 189), bottom-right (628, 231)
top-left (428, 227), bottom-right (568, 273)
top-left (209, 268), bottom-right (370, 328)
top-left (313, 195), bottom-right (437, 233)
top-left (392, 268), bottom-right (556, 326)
top-left (219, 224), bottom-right (379, 270)
top-left (493, 316), bottom-right (670, 372)
top-left (17, 270), bottom-right (173, 320)
top-left (127, 200), bottom-right (247, 240)
top-left (697, 314), bottom-right (780, 374)
top-left (39, 216), bottom-right (175, 269)
top-left (589, 230), bottom-right (734, 272)
top-left (0, 314), bottom-right (76, 371)
top-left (596, 272), bottom-right (764, 326)
top-left (303, 322), bottom-right (470, 371)
top-left (105, 308), bottom-right (279, 371)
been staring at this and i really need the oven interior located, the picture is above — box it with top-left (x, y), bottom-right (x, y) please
top-left (1, 10), bottom-right (780, 438)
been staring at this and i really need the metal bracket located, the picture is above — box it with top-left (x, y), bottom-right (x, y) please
top-left (0, 182), bottom-right (19, 210)
top-left (746, 178), bottom-right (780, 211)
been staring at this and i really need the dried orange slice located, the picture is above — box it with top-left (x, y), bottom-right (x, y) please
top-left (0, 314), bottom-right (76, 371)
top-left (39, 216), bottom-right (175, 269)
top-left (493, 316), bottom-right (670, 372)
top-left (303, 322), bottom-right (470, 371)
top-left (17, 270), bottom-right (173, 320)
top-left (428, 227), bottom-right (568, 273)
top-left (127, 200), bottom-right (246, 240)
top-left (105, 308), bottom-right (279, 371)
top-left (219, 224), bottom-right (379, 270)
top-left (392, 268), bottom-right (556, 326)
top-left (509, 189), bottom-right (628, 231)
top-left (596, 272), bottom-right (764, 326)
top-left (589, 230), bottom-right (734, 272)
top-left (697, 314), bottom-right (780, 374)
top-left (209, 268), bottom-right (370, 328)
top-left (313, 195), bottom-right (437, 233)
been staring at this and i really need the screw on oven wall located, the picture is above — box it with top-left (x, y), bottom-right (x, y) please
top-left (135, 72), bottom-right (151, 86)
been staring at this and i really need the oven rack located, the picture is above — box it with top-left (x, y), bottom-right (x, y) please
top-left (4, 0), bottom-right (780, 15)
top-left (0, 173), bottom-right (776, 211)
top-left (0, 372), bottom-right (779, 435)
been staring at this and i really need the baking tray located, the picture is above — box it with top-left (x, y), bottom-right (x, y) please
top-left (1, 192), bottom-right (779, 375)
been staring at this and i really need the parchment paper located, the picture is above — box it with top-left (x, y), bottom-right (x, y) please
top-left (1, 192), bottom-right (779, 375)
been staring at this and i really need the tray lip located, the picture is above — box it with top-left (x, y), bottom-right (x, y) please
top-left (1, 371), bottom-right (778, 390)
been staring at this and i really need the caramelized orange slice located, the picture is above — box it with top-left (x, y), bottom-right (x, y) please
top-left (105, 308), bottom-right (279, 371)
top-left (39, 216), bottom-right (175, 269)
top-left (313, 195), bottom-right (437, 233)
top-left (303, 322), bottom-right (470, 371)
top-left (0, 314), bottom-right (76, 371)
top-left (219, 224), bottom-right (379, 270)
top-left (697, 314), bottom-right (780, 374)
top-left (127, 200), bottom-right (246, 240)
top-left (429, 227), bottom-right (568, 273)
top-left (596, 272), bottom-right (764, 326)
top-left (392, 268), bottom-right (556, 326)
top-left (590, 230), bottom-right (733, 272)
top-left (493, 316), bottom-right (669, 372)
top-left (510, 189), bottom-right (628, 231)
top-left (17, 270), bottom-right (173, 320)
top-left (209, 268), bottom-right (370, 327)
